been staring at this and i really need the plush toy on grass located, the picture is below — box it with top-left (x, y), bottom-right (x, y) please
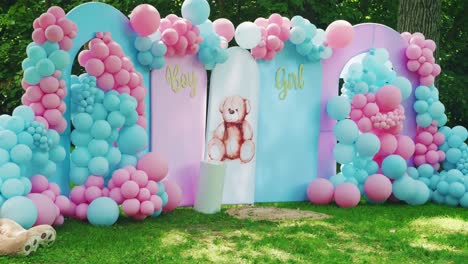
top-left (0, 218), bottom-right (55, 256)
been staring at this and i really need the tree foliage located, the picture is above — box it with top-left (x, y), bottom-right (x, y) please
top-left (0, 0), bottom-right (466, 127)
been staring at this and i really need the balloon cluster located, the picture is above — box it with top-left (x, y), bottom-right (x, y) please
top-left (21, 43), bottom-right (69, 133)
top-left (307, 179), bottom-right (361, 208)
top-left (289, 16), bottom-right (331, 62)
top-left (160, 15), bottom-right (203, 57)
top-left (350, 87), bottom-right (405, 135)
top-left (413, 85), bottom-right (447, 128)
top-left (402, 32), bottom-right (441, 87)
top-left (413, 122), bottom-right (446, 168)
top-left (0, 106), bottom-right (65, 178)
top-left (107, 166), bottom-right (166, 220)
top-left (134, 36), bottom-right (167, 70)
top-left (68, 176), bottom-right (110, 221)
top-left (250, 14), bottom-right (290, 60)
top-left (325, 20), bottom-right (355, 49)
top-left (70, 75), bottom-right (147, 184)
top-left (197, 20), bottom-right (229, 70)
top-left (341, 49), bottom-right (412, 101)
top-left (426, 169), bottom-right (468, 208)
top-left (32, 6), bottom-right (77, 50)
top-left (440, 126), bottom-right (468, 174)
top-left (78, 32), bottom-right (147, 127)
top-left (28, 174), bottom-right (70, 226)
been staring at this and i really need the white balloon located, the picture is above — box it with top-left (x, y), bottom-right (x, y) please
top-left (312, 29), bottom-right (326, 46)
top-left (235, 22), bottom-right (261, 49)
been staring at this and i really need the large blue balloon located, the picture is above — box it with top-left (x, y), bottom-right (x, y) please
top-left (406, 181), bottom-right (430, 205)
top-left (87, 197), bottom-right (119, 226)
top-left (1, 179), bottom-right (25, 198)
top-left (327, 96), bottom-right (351, 121)
top-left (333, 143), bottom-right (355, 164)
top-left (355, 133), bottom-right (380, 157)
top-left (117, 125), bottom-right (148, 155)
top-left (392, 176), bottom-right (416, 201)
top-left (0, 196), bottom-right (37, 229)
top-left (382, 155), bottom-right (407, 179)
top-left (334, 119), bottom-right (358, 144)
top-left (182, 0), bottom-right (210, 25)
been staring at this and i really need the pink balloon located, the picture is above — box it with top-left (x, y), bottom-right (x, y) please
top-left (70, 186), bottom-right (86, 204)
top-left (162, 180), bottom-right (182, 212)
top-left (30, 175), bottom-right (49, 193)
top-left (251, 46), bottom-right (267, 59)
top-left (97, 72), bottom-right (115, 91)
top-left (59, 36), bottom-right (73, 51)
top-left (358, 117), bottom-right (372, 132)
top-left (43, 109), bottom-right (62, 125)
top-left (376, 85), bottom-right (402, 112)
top-left (137, 188), bottom-right (151, 202)
top-left (78, 50), bottom-right (92, 66)
top-left (350, 109), bottom-right (363, 121)
top-left (131, 170), bottom-right (149, 188)
top-left (162, 29), bottom-right (179, 46)
top-left (40, 76), bottom-right (59, 93)
top-left (108, 41), bottom-right (124, 57)
top-left (121, 180), bottom-right (140, 199)
top-left (175, 36), bottom-right (188, 53)
top-left (432, 64), bottom-right (441, 76)
top-left (34, 116), bottom-right (49, 129)
top-left (48, 183), bottom-right (60, 196)
top-left (395, 135), bottom-right (415, 160)
top-left (150, 195), bottom-right (162, 211)
top-left (54, 195), bottom-right (71, 214)
top-left (123, 165), bottom-right (137, 174)
top-left (121, 57), bottom-right (134, 71)
top-left (307, 178), bottom-right (334, 205)
top-left (406, 60), bottom-right (420, 72)
top-left (146, 181), bottom-right (159, 195)
top-left (130, 4), bottom-right (160, 37)
top-left (38, 13), bottom-right (56, 28)
top-left (122, 198), bottom-right (140, 216)
top-left (416, 131), bottom-right (433, 146)
top-left (420, 74), bottom-right (435, 86)
top-left (401, 32), bottom-right (412, 43)
top-left (423, 39), bottom-right (436, 51)
top-left (418, 62), bottom-right (434, 77)
top-left (264, 50), bottom-right (276, 61)
top-left (325, 20), bottom-right (355, 49)
top-left (85, 58), bottom-right (105, 77)
top-left (85, 175), bottom-right (105, 189)
top-left (268, 13), bottom-right (283, 25)
top-left (42, 93), bottom-right (61, 109)
top-left (426, 150), bottom-right (439, 164)
top-left (90, 42), bottom-right (109, 59)
top-left (438, 151), bottom-right (446, 161)
top-left (415, 143), bottom-right (427, 155)
top-left (111, 170), bottom-right (130, 187)
top-left (363, 103), bottom-right (379, 117)
top-left (30, 103), bottom-right (45, 115)
top-left (57, 17), bottom-right (73, 35)
top-left (136, 152), bottom-right (169, 182)
top-left (51, 118), bottom-right (67, 133)
top-left (352, 94), bottom-right (367, 109)
top-left (45, 25), bottom-right (64, 42)
top-left (109, 188), bottom-right (124, 204)
top-left (47, 6), bottom-right (66, 19)
top-left (140, 201), bottom-right (155, 216)
top-left (32, 28), bottom-right (47, 44)
top-left (27, 193), bottom-right (57, 226)
top-left (75, 203), bottom-right (89, 220)
top-left (427, 143), bottom-right (438, 151)
top-left (413, 155), bottom-right (426, 166)
top-left (410, 33), bottom-right (425, 46)
top-left (279, 25), bottom-right (290, 41)
top-left (115, 69), bottom-right (130, 86)
top-left (104, 55), bottom-right (122, 74)
top-left (64, 201), bottom-right (76, 217)
top-left (378, 133), bottom-right (398, 156)
top-left (54, 215), bottom-right (64, 226)
top-left (173, 20), bottom-right (188, 35)
top-left (42, 190), bottom-right (56, 202)
top-left (254, 17), bottom-right (268, 28)
top-left (406, 44), bottom-right (422, 60)
top-left (364, 174), bottom-right (392, 202)
top-left (266, 35), bottom-right (281, 51)
top-left (213, 18), bottom-right (235, 42)
top-left (136, 116), bottom-right (147, 128)
top-left (334, 183), bottom-right (360, 208)
top-left (159, 18), bottom-right (172, 32)
top-left (85, 186), bottom-right (102, 203)
top-left (266, 24), bottom-right (281, 37)
top-left (433, 132), bottom-right (445, 146)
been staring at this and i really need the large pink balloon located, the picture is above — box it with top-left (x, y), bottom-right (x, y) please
top-left (307, 178), bottom-right (334, 205)
top-left (364, 174), bottom-right (392, 202)
top-left (136, 152), bottom-right (169, 182)
top-left (376, 85), bottom-right (402, 112)
top-left (325, 20), bottom-right (354, 49)
top-left (27, 193), bottom-right (57, 226)
top-left (395, 135), bottom-right (415, 160)
top-left (334, 183), bottom-right (360, 208)
top-left (162, 180), bottom-right (182, 212)
top-left (130, 4), bottom-right (161, 37)
top-left (213, 18), bottom-right (235, 42)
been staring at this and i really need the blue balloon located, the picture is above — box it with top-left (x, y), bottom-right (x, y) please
top-left (87, 197), bottom-right (119, 226)
top-left (413, 100), bottom-right (429, 114)
top-left (428, 101), bottom-right (445, 119)
top-left (341, 164), bottom-right (356, 178)
top-left (366, 161), bottom-right (379, 175)
top-left (12, 106), bottom-right (35, 122)
top-left (429, 174), bottom-right (441, 190)
top-left (382, 155), bottom-right (407, 179)
top-left (417, 164), bottom-right (434, 178)
top-left (35, 58), bottom-right (55, 77)
top-left (419, 177), bottom-right (430, 187)
top-left (20, 177), bottom-right (32, 195)
top-left (182, 0), bottom-right (210, 25)
top-left (1, 179), bottom-right (25, 198)
top-left (10, 144), bottom-right (32, 164)
top-left (291, 16), bottom-right (305, 27)
top-left (448, 135), bottom-right (463, 148)
top-left (445, 195), bottom-right (459, 207)
top-left (71, 147), bottom-right (91, 167)
top-left (107, 111), bottom-right (126, 128)
top-left (119, 154), bottom-right (137, 168)
top-left (150, 56), bottom-right (166, 70)
top-left (161, 192), bottom-right (169, 207)
top-left (106, 147), bottom-right (122, 166)
top-left (334, 119), bottom-right (358, 144)
top-left (41, 41), bottom-right (59, 55)
top-left (355, 133), bottom-right (380, 157)
top-left (460, 193), bottom-right (468, 208)
top-left (23, 67), bottom-right (41, 85)
top-left (445, 169), bottom-right (463, 183)
top-left (72, 113), bottom-right (93, 132)
top-left (71, 130), bottom-right (93, 147)
top-left (49, 146), bottom-right (66, 162)
top-left (197, 20), bottom-right (213, 34)
top-left (407, 167), bottom-right (419, 179)
top-left (39, 161), bottom-right (56, 177)
top-left (344, 177), bottom-right (358, 186)
top-left (48, 50), bottom-right (69, 70)
top-left (333, 143), bottom-right (356, 164)
top-left (406, 181), bottom-right (430, 205)
top-left (134, 37), bottom-right (152, 52)
top-left (0, 149), bottom-right (10, 166)
top-left (436, 181), bottom-right (449, 195)
top-left (414, 86), bottom-right (431, 100)
top-left (151, 209), bottom-right (163, 217)
top-left (137, 51), bottom-right (153, 66)
top-left (70, 165), bottom-right (89, 185)
top-left (0, 196), bottom-right (37, 228)
top-left (327, 96), bottom-right (351, 121)
top-left (416, 113), bottom-right (433, 128)
top-left (431, 191), bottom-right (445, 204)
top-left (290, 27), bottom-right (306, 44)
top-left (390, 77), bottom-right (412, 100)
top-left (22, 58), bottom-right (35, 70)
top-left (329, 173), bottom-right (346, 187)
top-left (88, 157), bottom-right (109, 176)
top-left (103, 93), bottom-right (120, 112)
top-left (119, 99), bottom-right (137, 116)
top-left (296, 41), bottom-right (313, 56)
top-left (0, 162), bottom-right (21, 179)
top-left (354, 169), bottom-right (368, 183)
top-left (151, 41), bottom-right (167, 57)
top-left (452, 126), bottom-right (468, 141)
top-left (392, 176), bottom-right (416, 201)
top-left (91, 120), bottom-right (112, 140)
top-left (88, 139), bottom-right (109, 157)
top-left (448, 182), bottom-right (465, 198)
top-left (118, 125), bottom-right (148, 155)
top-left (26, 45), bottom-right (46, 61)
top-left (446, 148), bottom-right (462, 163)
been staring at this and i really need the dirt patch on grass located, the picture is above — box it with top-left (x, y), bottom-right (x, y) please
top-left (226, 206), bottom-right (331, 222)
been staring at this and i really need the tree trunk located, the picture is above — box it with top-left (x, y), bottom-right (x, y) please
top-left (397, 0), bottom-right (441, 47)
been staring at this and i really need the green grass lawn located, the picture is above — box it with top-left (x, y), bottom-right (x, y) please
top-left (1, 202), bottom-right (467, 264)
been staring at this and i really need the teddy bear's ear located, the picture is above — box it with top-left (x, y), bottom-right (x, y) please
top-left (244, 98), bottom-right (251, 114)
top-left (219, 100), bottom-right (225, 113)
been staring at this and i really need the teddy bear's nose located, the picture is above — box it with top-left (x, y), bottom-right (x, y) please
top-left (228, 109), bottom-right (235, 114)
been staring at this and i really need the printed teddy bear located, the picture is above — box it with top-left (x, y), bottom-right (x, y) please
top-left (0, 218), bottom-right (56, 256)
top-left (208, 95), bottom-right (255, 163)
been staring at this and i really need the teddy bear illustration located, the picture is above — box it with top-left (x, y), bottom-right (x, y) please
top-left (0, 218), bottom-right (56, 256)
top-left (208, 95), bottom-right (255, 163)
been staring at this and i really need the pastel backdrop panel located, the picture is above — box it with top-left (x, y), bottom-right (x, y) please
top-left (151, 55), bottom-right (207, 206)
top-left (255, 42), bottom-right (323, 202)
top-left (206, 47), bottom-right (260, 204)
top-left (320, 23), bottom-right (418, 175)
top-left (60, 2), bottom-right (151, 194)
